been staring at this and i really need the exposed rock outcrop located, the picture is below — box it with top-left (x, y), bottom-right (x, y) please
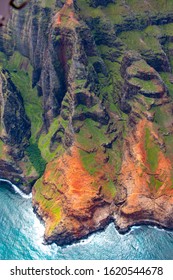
top-left (0, 69), bottom-right (33, 193)
top-left (120, 51), bottom-right (168, 113)
top-left (115, 119), bottom-right (173, 232)
top-left (33, 144), bottom-right (115, 245)
top-left (0, 70), bottom-right (31, 154)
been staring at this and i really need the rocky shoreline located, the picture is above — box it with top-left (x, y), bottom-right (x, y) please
top-left (1, 175), bottom-right (173, 246)
top-left (33, 190), bottom-right (173, 246)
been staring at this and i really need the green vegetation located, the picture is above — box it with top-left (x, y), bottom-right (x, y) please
top-left (77, 118), bottom-right (108, 150)
top-left (77, 0), bottom-right (103, 18)
top-left (24, 158), bottom-right (38, 178)
top-left (5, 52), bottom-right (43, 143)
top-left (26, 142), bottom-right (46, 176)
top-left (76, 103), bottom-right (101, 115)
top-left (119, 23), bottom-right (173, 58)
top-left (107, 140), bottom-right (123, 174)
top-left (101, 1), bottom-right (130, 24)
top-left (0, 52), bottom-right (7, 68)
top-left (75, 79), bottom-right (86, 88)
top-left (127, 60), bottom-right (152, 76)
top-left (160, 72), bottom-right (173, 98)
top-left (77, 0), bottom-right (173, 28)
top-left (130, 77), bottom-right (159, 93)
top-left (79, 150), bottom-right (99, 175)
top-left (145, 127), bottom-right (159, 172)
top-left (164, 134), bottom-right (173, 160)
top-left (150, 175), bottom-right (163, 190)
top-left (102, 180), bottom-right (116, 198)
top-left (94, 59), bottom-right (123, 117)
top-left (0, 139), bottom-right (4, 154)
top-left (144, 128), bottom-right (164, 190)
top-left (1, 52), bottom-right (46, 175)
top-left (0, 51), bottom-right (66, 174)
top-left (40, 0), bottom-right (56, 8)
top-left (79, 147), bottom-right (117, 198)
top-left (38, 118), bottom-right (65, 162)
top-left (153, 106), bottom-right (168, 133)
top-left (120, 29), bottom-right (162, 53)
top-left (160, 23), bottom-right (173, 37)
top-left (34, 178), bottom-right (62, 220)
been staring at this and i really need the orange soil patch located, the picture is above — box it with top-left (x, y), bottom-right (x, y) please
top-left (56, 14), bottom-right (61, 25)
top-left (66, 0), bottom-right (73, 5)
top-left (43, 142), bottom-right (116, 218)
top-left (35, 143), bottom-right (116, 238)
top-left (54, 0), bottom-right (79, 27)
top-left (120, 119), bottom-right (173, 215)
top-left (94, 150), bottom-right (115, 180)
top-left (133, 119), bottom-right (148, 164)
top-left (44, 145), bottom-right (98, 213)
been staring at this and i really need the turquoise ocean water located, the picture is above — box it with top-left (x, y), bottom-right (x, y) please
top-left (0, 181), bottom-right (173, 260)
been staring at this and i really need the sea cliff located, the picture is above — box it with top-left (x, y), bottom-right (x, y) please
top-left (1, 0), bottom-right (173, 245)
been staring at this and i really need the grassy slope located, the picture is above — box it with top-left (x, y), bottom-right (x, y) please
top-left (0, 51), bottom-right (46, 176)
top-left (6, 52), bottom-right (43, 142)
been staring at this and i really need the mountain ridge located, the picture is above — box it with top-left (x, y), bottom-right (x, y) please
top-left (0, 0), bottom-right (173, 245)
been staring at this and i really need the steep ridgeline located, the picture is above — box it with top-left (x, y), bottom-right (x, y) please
top-left (1, 0), bottom-right (173, 245)
top-left (0, 69), bottom-right (31, 192)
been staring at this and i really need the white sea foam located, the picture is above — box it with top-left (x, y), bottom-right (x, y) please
top-left (131, 226), bottom-right (141, 231)
top-left (148, 225), bottom-right (166, 232)
top-left (0, 178), bottom-right (32, 199)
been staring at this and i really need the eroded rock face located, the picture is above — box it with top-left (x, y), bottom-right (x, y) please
top-left (120, 51), bottom-right (167, 112)
top-left (1, 0), bottom-right (173, 245)
top-left (33, 145), bottom-right (115, 245)
top-left (0, 70), bottom-right (32, 192)
top-left (0, 70), bottom-right (31, 150)
top-left (115, 119), bottom-right (173, 231)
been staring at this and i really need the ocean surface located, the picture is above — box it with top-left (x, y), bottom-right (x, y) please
top-left (0, 181), bottom-right (173, 260)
